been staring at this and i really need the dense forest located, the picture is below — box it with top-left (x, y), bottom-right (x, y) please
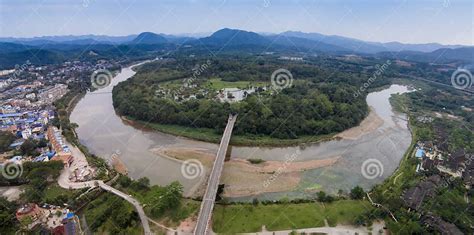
top-left (113, 55), bottom-right (392, 139)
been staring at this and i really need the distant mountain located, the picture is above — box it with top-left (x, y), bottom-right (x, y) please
top-left (0, 49), bottom-right (65, 69)
top-left (381, 42), bottom-right (464, 53)
top-left (281, 31), bottom-right (386, 54)
top-left (267, 35), bottom-right (348, 53)
top-left (281, 31), bottom-right (465, 53)
top-left (379, 47), bottom-right (474, 64)
top-left (131, 32), bottom-right (168, 44)
top-left (0, 42), bottom-right (34, 53)
top-left (193, 29), bottom-right (348, 53)
top-left (0, 34), bottom-right (137, 45)
top-left (197, 28), bottom-right (270, 46)
top-left (0, 29), bottom-right (471, 69)
top-left (158, 34), bottom-right (194, 44)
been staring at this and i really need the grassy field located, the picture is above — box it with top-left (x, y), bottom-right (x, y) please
top-left (136, 119), bottom-right (337, 147)
top-left (212, 200), bottom-right (371, 233)
top-left (43, 184), bottom-right (78, 203)
top-left (205, 78), bottom-right (268, 90)
top-left (83, 193), bottom-right (144, 234)
top-left (159, 78), bottom-right (268, 91)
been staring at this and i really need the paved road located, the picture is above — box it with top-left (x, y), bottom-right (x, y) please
top-left (98, 182), bottom-right (151, 234)
top-left (57, 142), bottom-right (151, 234)
top-left (194, 114), bottom-right (237, 235)
top-left (239, 221), bottom-right (386, 235)
top-left (59, 176), bottom-right (151, 234)
top-left (240, 226), bottom-right (371, 235)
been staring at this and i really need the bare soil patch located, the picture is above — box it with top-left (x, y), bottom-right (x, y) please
top-left (153, 147), bottom-right (340, 197)
top-left (336, 107), bottom-right (383, 140)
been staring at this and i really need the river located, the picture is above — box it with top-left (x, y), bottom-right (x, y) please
top-left (71, 63), bottom-right (412, 199)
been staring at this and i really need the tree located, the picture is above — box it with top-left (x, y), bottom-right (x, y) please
top-left (20, 139), bottom-right (38, 156)
top-left (337, 189), bottom-right (345, 198)
top-left (252, 198), bottom-right (259, 206)
top-left (317, 191), bottom-right (327, 202)
top-left (0, 131), bottom-right (16, 152)
top-left (131, 177), bottom-right (150, 191)
top-left (162, 181), bottom-right (183, 209)
top-left (149, 182), bottom-right (183, 217)
top-left (0, 197), bottom-right (18, 233)
top-left (37, 138), bottom-right (48, 148)
top-left (117, 175), bottom-right (132, 187)
top-left (350, 186), bottom-right (365, 200)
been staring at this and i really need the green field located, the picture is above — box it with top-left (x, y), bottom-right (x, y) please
top-left (212, 200), bottom-right (371, 233)
top-left (159, 78), bottom-right (268, 91)
top-left (43, 184), bottom-right (77, 203)
top-left (205, 78), bottom-right (268, 90)
top-left (83, 193), bottom-right (144, 234)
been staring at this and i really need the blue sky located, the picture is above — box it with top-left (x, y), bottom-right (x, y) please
top-left (0, 0), bottom-right (472, 45)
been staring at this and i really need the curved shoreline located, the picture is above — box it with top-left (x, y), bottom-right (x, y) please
top-left (71, 61), bottom-right (412, 198)
top-left (120, 115), bottom-right (341, 147)
top-left (119, 105), bottom-right (385, 147)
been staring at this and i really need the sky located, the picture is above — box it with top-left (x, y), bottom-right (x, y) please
top-left (0, 0), bottom-right (472, 45)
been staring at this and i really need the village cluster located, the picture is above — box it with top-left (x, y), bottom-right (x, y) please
top-left (154, 80), bottom-right (268, 104)
top-left (0, 59), bottom-right (118, 234)
top-left (402, 125), bottom-right (473, 234)
top-left (15, 203), bottom-right (80, 234)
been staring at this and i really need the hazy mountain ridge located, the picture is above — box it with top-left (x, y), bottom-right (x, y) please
top-left (130, 32), bottom-right (168, 44)
top-left (2, 29), bottom-right (467, 53)
top-left (196, 28), bottom-right (271, 46)
top-left (281, 31), bottom-right (466, 53)
top-left (0, 28), bottom-right (472, 69)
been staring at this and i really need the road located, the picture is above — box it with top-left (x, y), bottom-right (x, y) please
top-left (59, 176), bottom-right (151, 234)
top-left (98, 181), bottom-right (151, 234)
top-left (239, 222), bottom-right (386, 235)
top-left (194, 114), bottom-right (237, 235)
top-left (57, 142), bottom-right (151, 234)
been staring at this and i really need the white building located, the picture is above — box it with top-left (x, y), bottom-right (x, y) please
top-left (21, 128), bottom-right (32, 139)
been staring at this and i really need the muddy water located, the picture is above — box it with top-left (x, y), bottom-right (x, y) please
top-left (71, 62), bottom-right (411, 198)
top-left (232, 85), bottom-right (411, 200)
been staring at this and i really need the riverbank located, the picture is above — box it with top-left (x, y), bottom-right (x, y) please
top-left (152, 147), bottom-right (341, 197)
top-left (124, 116), bottom-right (340, 147)
top-left (336, 107), bottom-right (384, 140)
top-left (72, 59), bottom-right (413, 200)
top-left (120, 101), bottom-right (386, 146)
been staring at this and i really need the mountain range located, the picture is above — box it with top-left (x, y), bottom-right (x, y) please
top-left (0, 28), bottom-right (472, 69)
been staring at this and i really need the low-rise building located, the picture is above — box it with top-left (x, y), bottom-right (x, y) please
top-left (16, 203), bottom-right (44, 223)
top-left (422, 213), bottom-right (463, 235)
top-left (402, 175), bottom-right (441, 210)
top-left (37, 84), bottom-right (68, 104)
top-left (46, 126), bottom-right (73, 166)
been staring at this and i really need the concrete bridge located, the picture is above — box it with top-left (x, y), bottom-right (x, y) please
top-left (194, 114), bottom-right (237, 235)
